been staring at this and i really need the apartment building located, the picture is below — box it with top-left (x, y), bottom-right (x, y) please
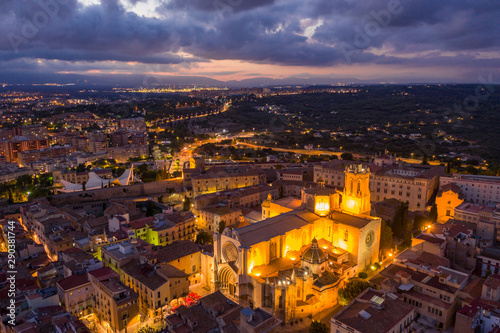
top-left (440, 174), bottom-right (500, 205)
top-left (100, 239), bottom-right (152, 273)
top-left (141, 240), bottom-right (205, 286)
top-left (127, 212), bottom-right (196, 246)
top-left (56, 274), bottom-right (93, 316)
top-left (454, 202), bottom-right (500, 227)
top-left (0, 137), bottom-right (50, 162)
top-left (120, 260), bottom-right (189, 318)
top-left (120, 118), bottom-right (147, 132)
top-left (89, 267), bottom-right (140, 333)
top-left (18, 145), bottom-right (77, 167)
top-left (59, 247), bottom-right (103, 277)
top-left (454, 275), bottom-right (500, 333)
top-left (477, 248), bottom-right (500, 277)
top-left (199, 206), bottom-right (242, 231)
top-left (370, 261), bottom-right (470, 329)
top-left (331, 288), bottom-right (416, 333)
top-left (107, 145), bottom-right (149, 163)
top-left (166, 291), bottom-right (281, 333)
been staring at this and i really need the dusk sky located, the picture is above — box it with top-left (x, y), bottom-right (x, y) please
top-left (1, 0), bottom-right (499, 84)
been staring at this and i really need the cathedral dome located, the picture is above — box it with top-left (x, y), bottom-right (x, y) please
top-left (301, 238), bottom-right (327, 264)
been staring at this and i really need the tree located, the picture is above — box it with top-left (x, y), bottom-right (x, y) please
top-left (338, 279), bottom-right (369, 305)
top-left (183, 196), bottom-right (191, 211)
top-left (380, 220), bottom-right (393, 252)
top-left (413, 215), bottom-right (427, 230)
top-left (422, 154), bottom-right (429, 165)
top-left (392, 202), bottom-right (409, 239)
top-left (340, 152), bottom-right (354, 160)
top-left (358, 272), bottom-right (368, 279)
top-left (446, 161), bottom-right (452, 174)
top-left (76, 163), bottom-right (87, 173)
top-left (309, 320), bottom-right (329, 333)
top-left (429, 203), bottom-right (438, 222)
top-left (218, 221), bottom-right (226, 234)
top-left (195, 231), bottom-right (213, 245)
top-left (402, 221), bottom-right (413, 248)
top-left (16, 174), bottom-right (33, 188)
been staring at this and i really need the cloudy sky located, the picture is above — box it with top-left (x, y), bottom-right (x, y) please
top-left (1, 0), bottom-right (499, 84)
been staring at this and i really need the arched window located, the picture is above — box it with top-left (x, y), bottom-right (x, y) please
top-left (350, 180), bottom-right (353, 194)
top-left (357, 180), bottom-right (362, 196)
top-left (344, 229), bottom-right (348, 242)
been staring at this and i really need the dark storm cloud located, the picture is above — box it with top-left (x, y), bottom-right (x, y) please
top-left (163, 0), bottom-right (275, 12)
top-left (0, 0), bottom-right (498, 78)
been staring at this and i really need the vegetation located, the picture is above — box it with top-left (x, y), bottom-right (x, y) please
top-left (218, 221), bottom-right (226, 234)
top-left (183, 196), bottom-right (191, 211)
top-left (380, 220), bottom-right (393, 253)
top-left (309, 320), bottom-right (329, 333)
top-left (338, 278), bottom-right (370, 305)
top-left (358, 272), bottom-right (368, 279)
top-left (195, 231), bottom-right (213, 245)
top-left (429, 203), bottom-right (438, 222)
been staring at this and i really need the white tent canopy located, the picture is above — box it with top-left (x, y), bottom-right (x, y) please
top-left (59, 168), bottom-right (138, 193)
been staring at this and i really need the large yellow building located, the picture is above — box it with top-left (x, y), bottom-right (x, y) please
top-left (211, 165), bottom-right (381, 320)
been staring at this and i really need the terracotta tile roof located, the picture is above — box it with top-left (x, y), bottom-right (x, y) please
top-left (145, 240), bottom-right (201, 263)
top-left (57, 274), bottom-right (90, 291)
top-left (415, 234), bottom-right (445, 245)
top-left (129, 216), bottom-right (155, 229)
top-left (88, 267), bottom-right (119, 281)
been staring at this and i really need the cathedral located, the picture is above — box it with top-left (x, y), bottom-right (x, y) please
top-left (211, 164), bottom-right (381, 320)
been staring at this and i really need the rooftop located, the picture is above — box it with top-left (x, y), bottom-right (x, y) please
top-left (57, 274), bottom-right (90, 291)
top-left (144, 240), bottom-right (201, 263)
top-left (332, 288), bottom-right (414, 333)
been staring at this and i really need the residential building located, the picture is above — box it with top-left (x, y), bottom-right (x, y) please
top-left (100, 238), bottom-right (152, 273)
top-left (199, 205), bottom-right (243, 231)
top-left (141, 240), bottom-right (206, 286)
top-left (478, 248), bottom-right (500, 277)
top-left (370, 261), bottom-right (470, 329)
top-left (0, 136), bottom-right (50, 162)
top-left (331, 288), bottom-right (416, 333)
top-left (166, 291), bottom-right (280, 333)
top-left (120, 260), bottom-right (189, 318)
top-left (89, 267), bottom-right (140, 333)
top-left (440, 174), bottom-right (500, 205)
top-left (56, 274), bottom-right (93, 316)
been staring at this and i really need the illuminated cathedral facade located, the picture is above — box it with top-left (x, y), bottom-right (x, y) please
top-left (211, 164), bottom-right (381, 320)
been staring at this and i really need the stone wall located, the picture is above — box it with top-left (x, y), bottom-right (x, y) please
top-left (48, 179), bottom-right (183, 206)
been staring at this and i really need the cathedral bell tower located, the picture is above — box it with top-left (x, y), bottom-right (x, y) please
top-left (341, 164), bottom-right (371, 215)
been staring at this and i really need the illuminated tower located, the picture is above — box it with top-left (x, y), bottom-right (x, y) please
top-left (341, 164), bottom-right (371, 215)
top-left (261, 193), bottom-right (272, 220)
